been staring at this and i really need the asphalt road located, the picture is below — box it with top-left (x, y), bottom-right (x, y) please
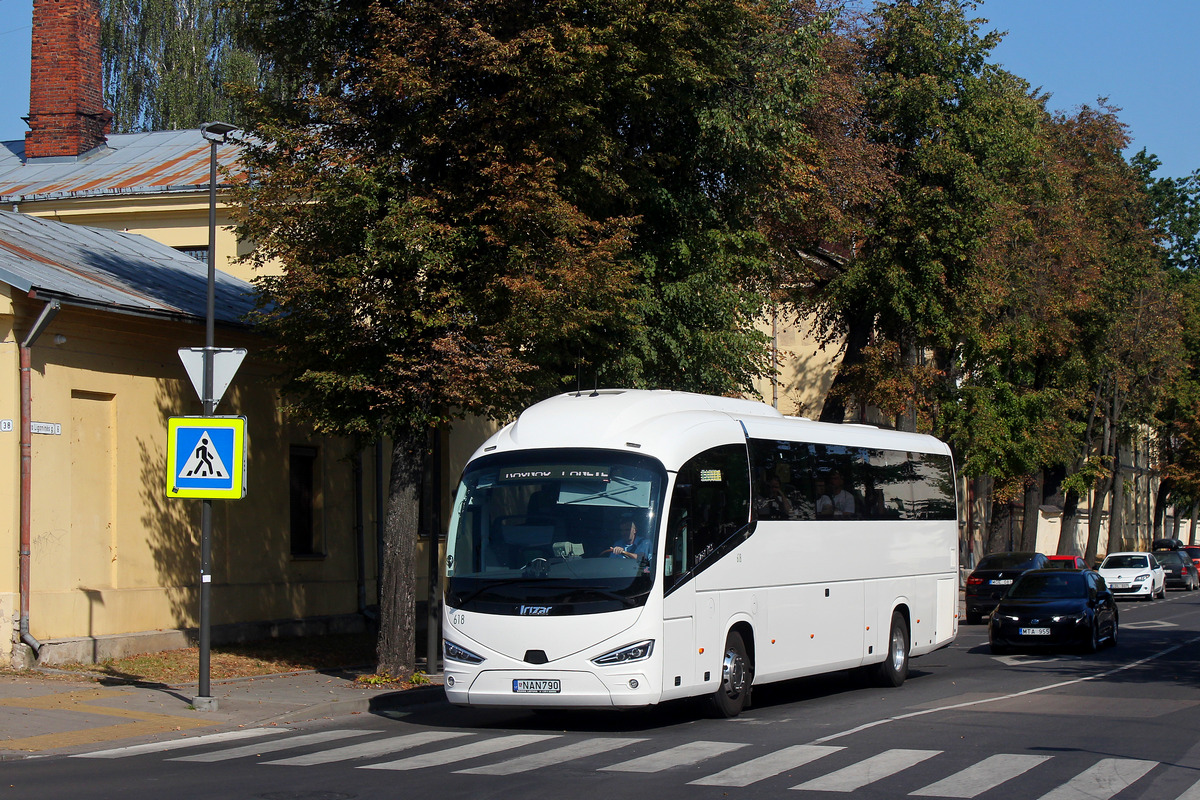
top-left (8, 590), bottom-right (1200, 800)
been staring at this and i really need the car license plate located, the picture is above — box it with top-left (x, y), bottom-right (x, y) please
top-left (1110, 582), bottom-right (1130, 588)
top-left (1019, 627), bottom-right (1051, 636)
top-left (989, 579), bottom-right (1013, 585)
top-left (513, 679), bottom-right (561, 693)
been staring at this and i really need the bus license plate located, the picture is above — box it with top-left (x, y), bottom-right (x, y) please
top-left (513, 679), bottom-right (561, 693)
top-left (1019, 627), bottom-right (1050, 636)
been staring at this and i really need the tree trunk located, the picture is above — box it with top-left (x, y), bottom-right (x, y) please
top-left (1152, 478), bottom-right (1171, 541)
top-left (1191, 500), bottom-right (1199, 546)
top-left (1021, 473), bottom-right (1041, 551)
top-left (1059, 487), bottom-right (1080, 556)
top-left (988, 497), bottom-right (1013, 554)
top-left (819, 309), bottom-right (872, 424)
top-left (1106, 439), bottom-right (1124, 554)
top-left (376, 427), bottom-right (427, 678)
top-left (1085, 411), bottom-right (1114, 566)
top-left (967, 476), bottom-right (991, 565)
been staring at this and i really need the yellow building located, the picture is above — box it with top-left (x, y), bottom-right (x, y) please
top-left (0, 210), bottom-right (399, 666)
top-left (0, 0), bottom-right (483, 667)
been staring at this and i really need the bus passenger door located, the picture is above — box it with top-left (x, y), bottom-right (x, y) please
top-left (662, 582), bottom-right (696, 700)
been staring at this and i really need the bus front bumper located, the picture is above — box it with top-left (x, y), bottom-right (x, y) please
top-left (444, 668), bottom-right (658, 709)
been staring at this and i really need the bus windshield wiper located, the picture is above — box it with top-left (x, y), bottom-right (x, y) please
top-left (453, 577), bottom-right (577, 607)
top-left (566, 586), bottom-right (641, 607)
top-left (452, 580), bottom-right (641, 608)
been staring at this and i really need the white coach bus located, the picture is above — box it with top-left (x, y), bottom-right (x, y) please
top-left (442, 389), bottom-right (958, 716)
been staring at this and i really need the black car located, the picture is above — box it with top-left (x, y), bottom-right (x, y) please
top-left (1155, 549), bottom-right (1199, 590)
top-left (965, 552), bottom-right (1050, 624)
top-left (988, 569), bottom-right (1118, 654)
top-left (1153, 538), bottom-right (1184, 551)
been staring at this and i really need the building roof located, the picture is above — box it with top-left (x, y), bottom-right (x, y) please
top-left (0, 129), bottom-right (241, 203)
top-left (0, 210), bottom-right (255, 324)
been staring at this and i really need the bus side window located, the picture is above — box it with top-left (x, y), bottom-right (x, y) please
top-left (664, 444), bottom-right (750, 591)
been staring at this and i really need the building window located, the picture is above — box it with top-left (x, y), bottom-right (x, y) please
top-left (175, 246), bottom-right (208, 265)
top-left (290, 445), bottom-right (320, 556)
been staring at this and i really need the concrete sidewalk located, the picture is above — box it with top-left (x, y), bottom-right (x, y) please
top-left (0, 667), bottom-right (445, 759)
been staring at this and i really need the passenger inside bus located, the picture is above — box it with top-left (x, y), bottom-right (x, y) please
top-left (816, 469), bottom-right (857, 519)
top-left (756, 476), bottom-right (794, 520)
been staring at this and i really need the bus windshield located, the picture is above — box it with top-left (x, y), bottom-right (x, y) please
top-left (444, 449), bottom-right (667, 614)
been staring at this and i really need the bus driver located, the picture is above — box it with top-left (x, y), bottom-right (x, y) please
top-left (603, 519), bottom-right (651, 560)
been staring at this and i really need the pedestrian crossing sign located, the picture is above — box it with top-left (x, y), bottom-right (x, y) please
top-left (166, 416), bottom-right (247, 499)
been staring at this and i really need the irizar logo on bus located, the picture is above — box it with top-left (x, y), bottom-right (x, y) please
top-left (519, 605), bottom-right (553, 615)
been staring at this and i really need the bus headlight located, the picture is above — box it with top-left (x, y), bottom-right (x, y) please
top-left (444, 639), bottom-right (485, 664)
top-left (592, 640), bottom-right (654, 666)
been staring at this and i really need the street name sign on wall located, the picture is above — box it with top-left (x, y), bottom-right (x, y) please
top-left (166, 416), bottom-right (247, 499)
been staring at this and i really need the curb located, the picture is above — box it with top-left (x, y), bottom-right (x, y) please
top-left (266, 684), bottom-right (448, 724)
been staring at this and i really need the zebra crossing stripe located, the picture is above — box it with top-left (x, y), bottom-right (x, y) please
top-left (911, 754), bottom-right (1052, 798)
top-left (360, 734), bottom-right (559, 771)
top-left (600, 740), bottom-right (748, 773)
top-left (72, 728), bottom-right (287, 759)
top-left (170, 729), bottom-right (375, 762)
top-left (264, 731), bottom-right (474, 766)
top-left (792, 748), bottom-right (942, 792)
top-left (457, 737), bottom-right (648, 775)
top-left (690, 744), bottom-right (844, 787)
top-left (1036, 758), bottom-right (1157, 800)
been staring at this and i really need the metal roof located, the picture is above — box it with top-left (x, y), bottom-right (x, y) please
top-left (0, 210), bottom-right (255, 324)
top-left (0, 129), bottom-right (241, 203)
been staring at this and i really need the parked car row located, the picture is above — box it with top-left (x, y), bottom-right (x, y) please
top-left (965, 544), bottom-right (1200, 655)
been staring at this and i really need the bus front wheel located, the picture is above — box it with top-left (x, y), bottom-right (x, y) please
top-left (872, 612), bottom-right (909, 688)
top-left (707, 631), bottom-right (751, 718)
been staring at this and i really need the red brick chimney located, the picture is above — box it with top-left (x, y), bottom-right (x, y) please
top-left (24, 0), bottom-right (112, 159)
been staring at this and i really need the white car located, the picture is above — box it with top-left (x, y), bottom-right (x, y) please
top-left (1097, 552), bottom-right (1166, 600)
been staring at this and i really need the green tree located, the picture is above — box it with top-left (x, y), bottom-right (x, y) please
top-left (102, 0), bottom-right (270, 131)
top-left (234, 0), bottom-right (831, 676)
top-left (811, 0), bottom-right (1044, 432)
top-left (1134, 150), bottom-right (1200, 274)
top-left (1136, 152), bottom-right (1200, 539)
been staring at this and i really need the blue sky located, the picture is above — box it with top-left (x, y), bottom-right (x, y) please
top-left (0, 0), bottom-right (1196, 177)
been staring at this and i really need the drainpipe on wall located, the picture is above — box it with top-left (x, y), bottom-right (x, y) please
top-left (18, 298), bottom-right (60, 659)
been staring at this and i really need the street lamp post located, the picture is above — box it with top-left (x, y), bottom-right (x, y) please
top-left (195, 121), bottom-right (239, 709)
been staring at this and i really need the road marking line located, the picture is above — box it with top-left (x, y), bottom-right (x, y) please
top-left (457, 736), bottom-right (647, 775)
top-left (810, 633), bottom-right (1200, 744)
top-left (1036, 758), bottom-right (1156, 800)
top-left (792, 748), bottom-right (941, 792)
top-left (600, 740), bottom-right (747, 772)
top-left (74, 728), bottom-right (286, 758)
top-left (690, 743), bottom-right (844, 787)
top-left (360, 734), bottom-right (558, 771)
top-left (265, 731), bottom-right (473, 766)
top-left (170, 729), bottom-right (375, 762)
top-left (911, 754), bottom-right (1052, 797)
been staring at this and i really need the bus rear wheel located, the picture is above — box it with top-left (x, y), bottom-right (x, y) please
top-left (872, 612), bottom-right (909, 688)
top-left (707, 631), bottom-right (751, 718)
